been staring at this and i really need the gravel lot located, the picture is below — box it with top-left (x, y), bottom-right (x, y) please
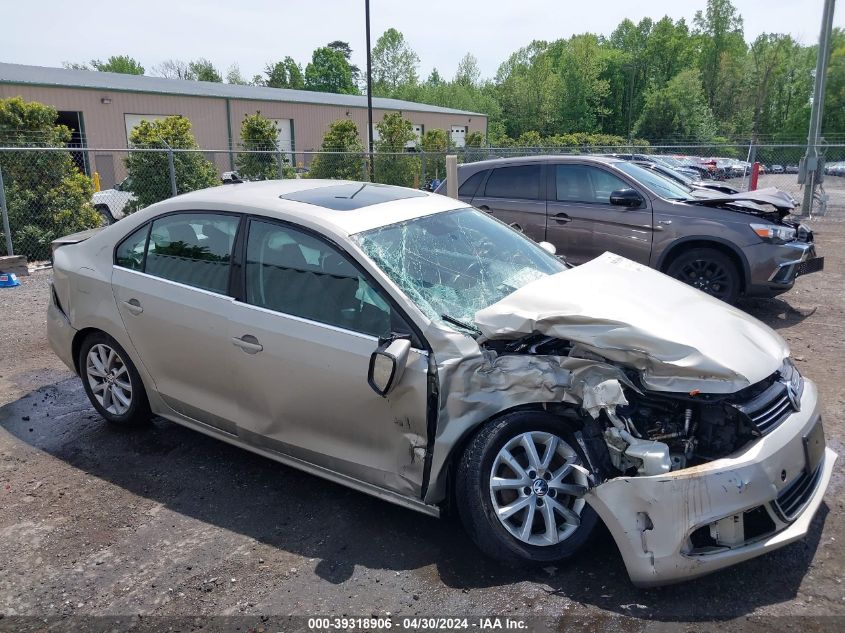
top-left (1, 213), bottom-right (844, 631)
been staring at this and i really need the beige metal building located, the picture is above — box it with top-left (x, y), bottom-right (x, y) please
top-left (0, 62), bottom-right (486, 187)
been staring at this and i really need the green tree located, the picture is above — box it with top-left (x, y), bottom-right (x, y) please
top-left (0, 97), bottom-right (99, 259)
top-left (372, 28), bottom-right (419, 95)
top-left (308, 119), bottom-right (365, 180)
top-left (495, 42), bottom-right (560, 137)
top-left (694, 0), bottom-right (746, 115)
top-left (550, 34), bottom-right (610, 132)
top-left (124, 116), bottom-right (218, 208)
top-left (189, 58), bottom-right (223, 82)
top-left (454, 53), bottom-right (481, 87)
top-left (264, 57), bottom-right (304, 89)
top-left (327, 41), bottom-right (361, 87)
top-left (634, 69), bottom-right (716, 142)
top-left (226, 64), bottom-right (250, 85)
top-left (373, 112), bottom-right (419, 187)
top-left (91, 55), bottom-right (145, 74)
top-left (305, 47), bottom-right (358, 94)
top-left (235, 112), bottom-right (294, 180)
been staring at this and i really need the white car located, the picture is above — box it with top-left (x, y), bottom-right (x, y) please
top-left (48, 180), bottom-right (835, 587)
top-left (91, 177), bottom-right (135, 224)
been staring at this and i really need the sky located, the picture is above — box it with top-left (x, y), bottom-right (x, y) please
top-left (3, 0), bottom-right (843, 82)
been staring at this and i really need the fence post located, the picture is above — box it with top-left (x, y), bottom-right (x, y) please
top-left (446, 155), bottom-right (458, 199)
top-left (167, 148), bottom-right (178, 197)
top-left (0, 165), bottom-right (13, 257)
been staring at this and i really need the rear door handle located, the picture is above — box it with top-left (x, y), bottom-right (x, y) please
top-left (478, 205), bottom-right (491, 212)
top-left (553, 213), bottom-right (571, 224)
top-left (122, 299), bottom-right (143, 315)
top-left (232, 335), bottom-right (263, 354)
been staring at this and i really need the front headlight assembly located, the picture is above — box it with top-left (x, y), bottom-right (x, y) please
top-left (750, 223), bottom-right (796, 244)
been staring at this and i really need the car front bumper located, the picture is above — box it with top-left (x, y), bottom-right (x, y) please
top-left (746, 240), bottom-right (824, 296)
top-left (586, 378), bottom-right (836, 587)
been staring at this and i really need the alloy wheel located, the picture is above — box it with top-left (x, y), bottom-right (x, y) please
top-left (85, 343), bottom-right (133, 416)
top-left (675, 258), bottom-right (733, 300)
top-left (489, 431), bottom-right (588, 546)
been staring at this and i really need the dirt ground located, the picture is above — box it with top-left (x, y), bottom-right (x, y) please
top-left (1, 215), bottom-right (844, 632)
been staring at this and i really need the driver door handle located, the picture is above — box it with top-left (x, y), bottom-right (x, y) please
top-left (122, 298), bottom-right (143, 315)
top-left (232, 335), bottom-right (263, 354)
top-left (553, 213), bottom-right (572, 224)
top-left (478, 205), bottom-right (491, 212)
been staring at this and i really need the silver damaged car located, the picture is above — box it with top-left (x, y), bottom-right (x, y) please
top-left (48, 180), bottom-right (836, 587)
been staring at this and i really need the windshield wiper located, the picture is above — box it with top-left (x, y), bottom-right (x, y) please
top-left (441, 314), bottom-right (482, 336)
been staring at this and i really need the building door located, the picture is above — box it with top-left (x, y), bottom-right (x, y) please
top-left (57, 111), bottom-right (87, 174)
top-left (407, 124), bottom-right (423, 149)
top-left (451, 125), bottom-right (467, 147)
top-left (270, 118), bottom-right (293, 158)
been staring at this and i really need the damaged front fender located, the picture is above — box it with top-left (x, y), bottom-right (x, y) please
top-left (423, 324), bottom-right (634, 504)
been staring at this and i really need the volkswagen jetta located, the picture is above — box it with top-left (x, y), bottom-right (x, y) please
top-left (48, 180), bottom-right (835, 586)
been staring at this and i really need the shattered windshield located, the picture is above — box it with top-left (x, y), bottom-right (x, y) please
top-left (354, 208), bottom-right (566, 331)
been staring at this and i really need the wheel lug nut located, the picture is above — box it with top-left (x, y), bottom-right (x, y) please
top-left (523, 486), bottom-right (532, 495)
top-left (528, 470), bottom-right (536, 479)
top-left (549, 490), bottom-right (557, 498)
top-left (536, 499), bottom-right (544, 507)
top-left (543, 472), bottom-right (551, 481)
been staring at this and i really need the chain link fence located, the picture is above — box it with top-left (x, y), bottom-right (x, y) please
top-left (2, 143), bottom-right (843, 263)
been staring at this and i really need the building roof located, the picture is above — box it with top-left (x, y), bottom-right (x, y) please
top-left (0, 62), bottom-right (485, 117)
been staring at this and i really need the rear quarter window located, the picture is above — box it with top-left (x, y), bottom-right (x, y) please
top-left (115, 224), bottom-right (150, 270)
top-left (458, 170), bottom-right (488, 197)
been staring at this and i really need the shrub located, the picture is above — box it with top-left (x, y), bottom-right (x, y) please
top-left (373, 112), bottom-right (419, 187)
top-left (308, 119), bottom-right (366, 180)
top-left (235, 112), bottom-right (294, 180)
top-left (124, 115), bottom-right (218, 209)
top-left (0, 97), bottom-right (99, 260)
top-left (420, 128), bottom-right (449, 180)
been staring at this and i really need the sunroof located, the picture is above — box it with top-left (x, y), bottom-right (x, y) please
top-left (280, 183), bottom-right (427, 210)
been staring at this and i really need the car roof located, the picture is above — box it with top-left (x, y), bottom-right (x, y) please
top-left (456, 154), bottom-right (621, 170)
top-left (153, 179), bottom-right (466, 236)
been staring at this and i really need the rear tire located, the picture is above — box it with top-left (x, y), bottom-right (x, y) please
top-left (78, 332), bottom-right (151, 426)
top-left (455, 411), bottom-right (598, 567)
top-left (666, 247), bottom-right (740, 304)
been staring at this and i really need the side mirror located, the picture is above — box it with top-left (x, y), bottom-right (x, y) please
top-left (538, 241), bottom-right (556, 255)
top-left (368, 338), bottom-right (412, 397)
top-left (609, 188), bottom-right (643, 208)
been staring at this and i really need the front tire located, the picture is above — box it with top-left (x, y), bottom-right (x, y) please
top-left (666, 247), bottom-right (740, 304)
top-left (79, 332), bottom-right (151, 426)
top-left (455, 411), bottom-right (598, 566)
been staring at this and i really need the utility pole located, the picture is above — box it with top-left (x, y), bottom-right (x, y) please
top-left (800, 0), bottom-right (837, 216)
top-left (365, 0), bottom-right (375, 182)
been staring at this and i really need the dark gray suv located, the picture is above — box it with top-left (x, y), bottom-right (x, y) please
top-left (436, 155), bottom-right (823, 303)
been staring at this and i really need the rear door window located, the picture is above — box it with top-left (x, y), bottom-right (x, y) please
top-left (483, 165), bottom-right (541, 200)
top-left (145, 213), bottom-right (239, 294)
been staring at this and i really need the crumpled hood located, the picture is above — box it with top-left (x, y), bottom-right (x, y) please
top-left (474, 253), bottom-right (789, 394)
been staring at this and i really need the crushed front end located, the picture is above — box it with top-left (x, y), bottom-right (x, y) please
top-left (467, 254), bottom-right (836, 586)
top-left (586, 365), bottom-right (835, 587)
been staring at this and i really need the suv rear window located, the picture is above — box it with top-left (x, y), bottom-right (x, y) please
top-left (483, 165), bottom-right (541, 200)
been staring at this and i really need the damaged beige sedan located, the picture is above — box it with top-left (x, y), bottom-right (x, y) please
top-left (48, 180), bottom-right (836, 587)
